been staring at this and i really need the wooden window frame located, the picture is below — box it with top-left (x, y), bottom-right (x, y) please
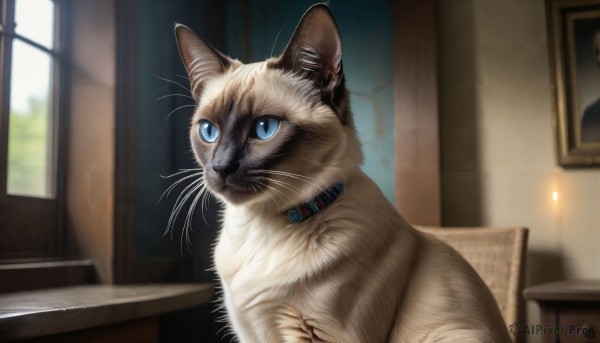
top-left (0, 0), bottom-right (70, 259)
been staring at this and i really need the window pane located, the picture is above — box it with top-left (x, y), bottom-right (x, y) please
top-left (7, 40), bottom-right (54, 198)
top-left (14, 0), bottom-right (55, 49)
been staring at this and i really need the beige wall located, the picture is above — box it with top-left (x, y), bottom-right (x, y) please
top-left (66, 0), bottom-right (116, 283)
top-left (439, 0), bottom-right (600, 341)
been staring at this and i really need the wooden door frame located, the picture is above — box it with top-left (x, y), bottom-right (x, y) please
top-left (393, 0), bottom-right (441, 226)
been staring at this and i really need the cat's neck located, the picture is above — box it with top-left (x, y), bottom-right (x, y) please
top-left (220, 169), bottom-right (397, 237)
top-left (284, 181), bottom-right (344, 223)
top-left (225, 166), bottom-right (360, 222)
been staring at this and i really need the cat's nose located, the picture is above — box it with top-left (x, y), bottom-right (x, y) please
top-left (212, 161), bottom-right (238, 178)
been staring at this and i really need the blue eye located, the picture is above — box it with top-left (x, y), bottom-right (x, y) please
top-left (254, 117), bottom-right (280, 140)
top-left (199, 120), bottom-right (219, 143)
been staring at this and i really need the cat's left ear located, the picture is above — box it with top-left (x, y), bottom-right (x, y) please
top-left (175, 24), bottom-right (230, 101)
top-left (274, 4), bottom-right (343, 101)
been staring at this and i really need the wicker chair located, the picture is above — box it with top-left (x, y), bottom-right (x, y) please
top-left (416, 226), bottom-right (528, 331)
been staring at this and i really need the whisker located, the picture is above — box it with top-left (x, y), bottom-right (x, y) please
top-left (262, 170), bottom-right (321, 186)
top-left (165, 181), bottom-right (203, 238)
top-left (257, 176), bottom-right (301, 195)
top-left (182, 186), bottom-right (205, 253)
top-left (271, 26), bottom-right (284, 57)
top-left (251, 169), bottom-right (313, 181)
top-left (255, 181), bottom-right (281, 205)
top-left (167, 178), bottom-right (202, 219)
top-left (159, 167), bottom-right (212, 255)
top-left (166, 104), bottom-right (197, 119)
top-left (253, 182), bottom-right (275, 210)
top-left (255, 179), bottom-right (293, 204)
top-left (200, 184), bottom-right (211, 226)
top-left (186, 187), bottom-right (206, 235)
top-left (250, 183), bottom-right (258, 195)
top-left (155, 75), bottom-right (190, 92)
top-left (160, 168), bottom-right (202, 179)
top-left (156, 93), bottom-right (197, 102)
top-left (157, 172), bottom-right (202, 206)
top-left (168, 183), bottom-right (201, 242)
top-left (251, 169), bottom-right (327, 194)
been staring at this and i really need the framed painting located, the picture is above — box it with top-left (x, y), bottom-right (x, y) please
top-left (548, 0), bottom-right (600, 166)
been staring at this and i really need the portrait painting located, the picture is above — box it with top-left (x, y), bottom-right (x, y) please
top-left (548, 0), bottom-right (600, 166)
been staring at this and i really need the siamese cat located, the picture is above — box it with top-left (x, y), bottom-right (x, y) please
top-left (174, 4), bottom-right (511, 343)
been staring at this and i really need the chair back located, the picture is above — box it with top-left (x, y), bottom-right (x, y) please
top-left (416, 226), bottom-right (528, 329)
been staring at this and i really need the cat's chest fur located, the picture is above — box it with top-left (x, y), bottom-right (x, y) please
top-left (214, 203), bottom-right (344, 342)
top-left (215, 207), bottom-right (343, 289)
top-left (214, 215), bottom-right (345, 342)
top-left (213, 173), bottom-right (414, 343)
top-left (214, 172), bottom-right (394, 290)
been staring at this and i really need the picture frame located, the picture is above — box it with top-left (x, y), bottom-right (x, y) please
top-left (547, 0), bottom-right (600, 166)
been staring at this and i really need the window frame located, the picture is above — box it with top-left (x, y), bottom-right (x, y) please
top-left (0, 0), bottom-right (69, 259)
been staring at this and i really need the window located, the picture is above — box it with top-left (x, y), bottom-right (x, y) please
top-left (0, 0), bottom-right (66, 258)
top-left (7, 0), bottom-right (55, 197)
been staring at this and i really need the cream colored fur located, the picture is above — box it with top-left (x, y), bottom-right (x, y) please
top-left (215, 174), bottom-right (511, 342)
top-left (175, 4), bottom-right (511, 342)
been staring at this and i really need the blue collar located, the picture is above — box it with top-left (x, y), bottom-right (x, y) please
top-left (285, 182), bottom-right (344, 223)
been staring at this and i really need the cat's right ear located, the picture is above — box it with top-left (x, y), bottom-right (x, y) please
top-left (174, 24), bottom-right (229, 101)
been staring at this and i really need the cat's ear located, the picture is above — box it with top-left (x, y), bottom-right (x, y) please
top-left (276, 4), bottom-right (343, 99)
top-left (174, 24), bottom-right (230, 100)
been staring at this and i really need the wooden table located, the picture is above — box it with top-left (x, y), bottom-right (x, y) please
top-left (0, 283), bottom-right (213, 342)
top-left (524, 280), bottom-right (600, 343)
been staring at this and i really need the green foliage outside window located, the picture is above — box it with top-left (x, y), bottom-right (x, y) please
top-left (7, 96), bottom-right (50, 197)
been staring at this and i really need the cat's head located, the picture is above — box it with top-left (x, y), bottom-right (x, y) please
top-left (175, 4), bottom-right (363, 210)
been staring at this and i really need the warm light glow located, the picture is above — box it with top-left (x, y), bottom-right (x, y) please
top-left (552, 191), bottom-right (559, 202)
